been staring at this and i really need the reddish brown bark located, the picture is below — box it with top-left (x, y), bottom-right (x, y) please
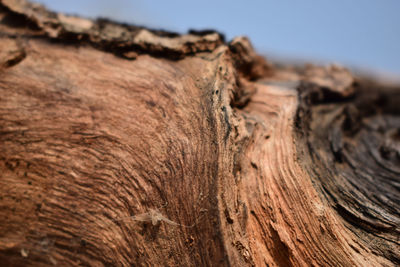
top-left (0, 0), bottom-right (399, 266)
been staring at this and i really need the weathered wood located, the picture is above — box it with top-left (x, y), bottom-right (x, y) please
top-left (0, 0), bottom-right (398, 266)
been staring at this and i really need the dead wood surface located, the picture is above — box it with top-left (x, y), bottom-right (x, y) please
top-left (0, 0), bottom-right (399, 266)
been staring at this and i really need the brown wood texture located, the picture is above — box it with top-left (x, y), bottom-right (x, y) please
top-left (0, 0), bottom-right (399, 266)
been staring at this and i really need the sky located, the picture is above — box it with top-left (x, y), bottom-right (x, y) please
top-left (34, 0), bottom-right (400, 77)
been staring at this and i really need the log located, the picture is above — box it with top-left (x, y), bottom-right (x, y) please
top-left (0, 0), bottom-right (398, 266)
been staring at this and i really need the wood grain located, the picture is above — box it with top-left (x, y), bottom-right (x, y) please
top-left (0, 0), bottom-right (398, 266)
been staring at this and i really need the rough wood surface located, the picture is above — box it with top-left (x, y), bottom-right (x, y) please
top-left (0, 0), bottom-right (398, 266)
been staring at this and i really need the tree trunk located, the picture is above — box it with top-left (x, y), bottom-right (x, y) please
top-left (0, 0), bottom-right (399, 266)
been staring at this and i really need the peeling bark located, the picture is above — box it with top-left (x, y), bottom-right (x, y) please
top-left (0, 1), bottom-right (399, 266)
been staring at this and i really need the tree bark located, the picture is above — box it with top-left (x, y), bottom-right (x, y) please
top-left (0, 0), bottom-right (399, 266)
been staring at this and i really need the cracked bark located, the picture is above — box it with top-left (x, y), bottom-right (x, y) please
top-left (0, 0), bottom-right (399, 266)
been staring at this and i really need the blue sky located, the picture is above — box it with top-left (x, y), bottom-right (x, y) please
top-left (35, 0), bottom-right (400, 76)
